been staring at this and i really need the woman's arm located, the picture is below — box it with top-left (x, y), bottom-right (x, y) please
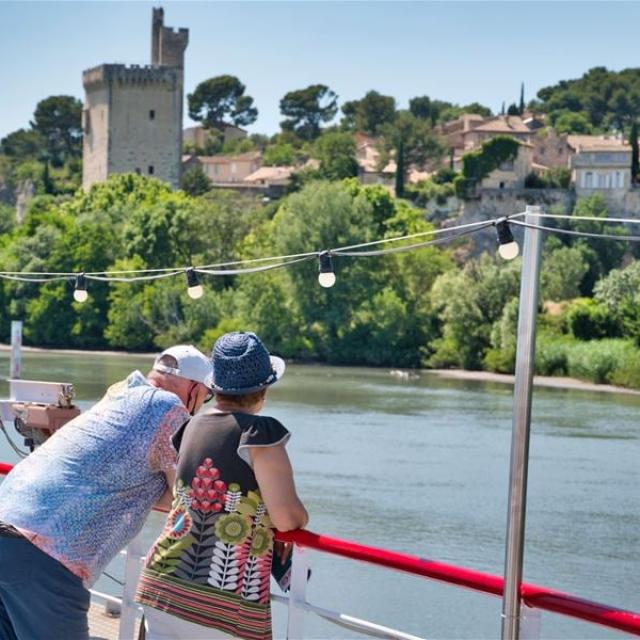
top-left (250, 444), bottom-right (308, 531)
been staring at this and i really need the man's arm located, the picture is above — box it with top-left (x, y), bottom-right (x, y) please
top-left (250, 444), bottom-right (308, 531)
top-left (154, 467), bottom-right (176, 512)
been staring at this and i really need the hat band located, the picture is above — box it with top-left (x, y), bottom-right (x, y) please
top-left (213, 369), bottom-right (277, 394)
top-left (154, 363), bottom-right (182, 377)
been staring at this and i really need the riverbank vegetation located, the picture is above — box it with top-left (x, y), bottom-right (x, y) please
top-left (0, 174), bottom-right (640, 388)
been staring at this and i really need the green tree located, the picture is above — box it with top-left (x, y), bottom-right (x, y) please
top-left (519, 83), bottom-right (525, 115)
top-left (0, 129), bottom-right (46, 160)
top-left (280, 84), bottom-right (338, 140)
top-left (181, 166), bottom-right (211, 196)
top-left (262, 143), bottom-right (297, 166)
top-left (593, 260), bottom-right (640, 340)
top-left (314, 132), bottom-right (358, 180)
top-left (538, 66), bottom-right (640, 132)
top-left (429, 255), bottom-right (521, 369)
top-left (554, 111), bottom-right (592, 134)
top-left (188, 75), bottom-right (258, 129)
top-left (540, 241), bottom-right (589, 301)
top-left (340, 90), bottom-right (396, 135)
top-left (379, 111), bottom-right (444, 197)
top-left (31, 95), bottom-right (83, 166)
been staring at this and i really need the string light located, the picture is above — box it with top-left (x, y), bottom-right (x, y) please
top-left (1, 211), bottom-right (640, 286)
top-left (186, 268), bottom-right (203, 299)
top-left (73, 273), bottom-right (88, 303)
top-left (318, 253), bottom-right (336, 288)
top-left (495, 219), bottom-right (519, 260)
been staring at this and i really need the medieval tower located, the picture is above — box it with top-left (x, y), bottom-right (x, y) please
top-left (82, 8), bottom-right (188, 190)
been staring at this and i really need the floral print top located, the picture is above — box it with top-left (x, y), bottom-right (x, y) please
top-left (0, 371), bottom-right (189, 586)
top-left (136, 409), bottom-right (290, 640)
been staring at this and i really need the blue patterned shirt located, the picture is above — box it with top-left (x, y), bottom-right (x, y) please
top-left (0, 371), bottom-right (189, 586)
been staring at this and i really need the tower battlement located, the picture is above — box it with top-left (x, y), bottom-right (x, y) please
top-left (82, 64), bottom-right (178, 90)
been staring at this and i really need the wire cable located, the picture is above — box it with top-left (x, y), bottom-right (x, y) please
top-left (509, 219), bottom-right (640, 242)
top-left (334, 222), bottom-right (495, 257)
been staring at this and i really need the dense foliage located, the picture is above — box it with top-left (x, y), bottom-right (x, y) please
top-left (535, 66), bottom-right (640, 133)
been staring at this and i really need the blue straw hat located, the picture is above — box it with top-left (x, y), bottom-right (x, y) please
top-left (211, 332), bottom-right (285, 395)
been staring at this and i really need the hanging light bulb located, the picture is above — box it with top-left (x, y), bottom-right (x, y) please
top-left (495, 219), bottom-right (519, 260)
top-left (186, 268), bottom-right (204, 299)
top-left (318, 252), bottom-right (336, 288)
top-left (73, 273), bottom-right (88, 303)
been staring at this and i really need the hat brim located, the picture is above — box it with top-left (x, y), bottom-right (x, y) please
top-left (211, 355), bottom-right (286, 395)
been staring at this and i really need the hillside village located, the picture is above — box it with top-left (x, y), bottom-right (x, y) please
top-left (2, 7), bottom-right (640, 223)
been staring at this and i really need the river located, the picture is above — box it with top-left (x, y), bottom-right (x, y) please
top-left (0, 351), bottom-right (637, 639)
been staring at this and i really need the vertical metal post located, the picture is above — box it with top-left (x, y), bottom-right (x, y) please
top-left (10, 321), bottom-right (22, 380)
top-left (501, 206), bottom-right (543, 640)
top-left (119, 530), bottom-right (146, 639)
top-left (286, 544), bottom-right (309, 640)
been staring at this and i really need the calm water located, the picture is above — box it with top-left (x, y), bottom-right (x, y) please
top-left (0, 352), bottom-right (637, 639)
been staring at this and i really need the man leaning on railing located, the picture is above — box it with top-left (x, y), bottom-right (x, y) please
top-left (0, 345), bottom-right (213, 640)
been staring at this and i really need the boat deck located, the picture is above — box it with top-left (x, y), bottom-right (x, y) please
top-left (89, 601), bottom-right (140, 640)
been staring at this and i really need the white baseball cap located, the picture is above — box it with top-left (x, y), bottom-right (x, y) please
top-left (153, 345), bottom-right (213, 389)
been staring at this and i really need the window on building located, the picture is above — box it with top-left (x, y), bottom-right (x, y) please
top-left (149, 110), bottom-right (155, 120)
top-left (135, 168), bottom-right (141, 175)
top-left (615, 171), bottom-right (623, 188)
top-left (584, 171), bottom-right (593, 188)
top-left (82, 109), bottom-right (91, 134)
top-left (499, 181), bottom-right (505, 189)
top-left (148, 165), bottom-right (154, 175)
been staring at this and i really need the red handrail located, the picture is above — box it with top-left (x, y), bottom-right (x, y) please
top-left (276, 529), bottom-right (640, 636)
top-left (1, 462), bottom-right (638, 635)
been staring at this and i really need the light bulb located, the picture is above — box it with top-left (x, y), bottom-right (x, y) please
top-left (495, 219), bottom-right (519, 261)
top-left (318, 253), bottom-right (336, 288)
top-left (73, 273), bottom-right (88, 303)
top-left (498, 241), bottom-right (520, 260)
top-left (73, 288), bottom-right (88, 303)
top-left (318, 272), bottom-right (336, 288)
top-left (186, 268), bottom-right (203, 299)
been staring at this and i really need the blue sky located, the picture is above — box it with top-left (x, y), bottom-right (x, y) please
top-left (1, 1), bottom-right (639, 139)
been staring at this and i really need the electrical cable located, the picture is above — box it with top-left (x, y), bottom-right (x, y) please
top-left (0, 420), bottom-right (28, 459)
top-left (509, 219), bottom-right (640, 242)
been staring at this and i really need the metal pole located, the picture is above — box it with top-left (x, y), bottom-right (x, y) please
top-left (501, 205), bottom-right (543, 640)
top-left (286, 544), bottom-right (309, 639)
top-left (10, 321), bottom-right (22, 380)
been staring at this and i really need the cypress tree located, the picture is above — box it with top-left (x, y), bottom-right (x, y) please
top-left (519, 83), bottom-right (525, 115)
top-left (630, 121), bottom-right (639, 183)
top-left (395, 140), bottom-right (405, 198)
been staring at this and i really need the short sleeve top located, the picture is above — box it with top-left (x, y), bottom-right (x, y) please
top-left (0, 371), bottom-right (189, 586)
top-left (136, 409), bottom-right (290, 640)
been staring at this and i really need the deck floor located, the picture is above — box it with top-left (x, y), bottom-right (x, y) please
top-left (89, 601), bottom-right (141, 640)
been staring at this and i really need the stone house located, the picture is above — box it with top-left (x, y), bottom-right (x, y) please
top-left (182, 151), bottom-right (262, 184)
top-left (183, 124), bottom-right (248, 150)
top-left (480, 142), bottom-right (534, 190)
top-left (567, 135), bottom-right (631, 194)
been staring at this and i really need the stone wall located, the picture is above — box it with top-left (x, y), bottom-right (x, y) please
top-left (82, 64), bottom-right (183, 190)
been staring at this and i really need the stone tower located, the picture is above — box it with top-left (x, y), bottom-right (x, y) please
top-left (82, 8), bottom-right (188, 190)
